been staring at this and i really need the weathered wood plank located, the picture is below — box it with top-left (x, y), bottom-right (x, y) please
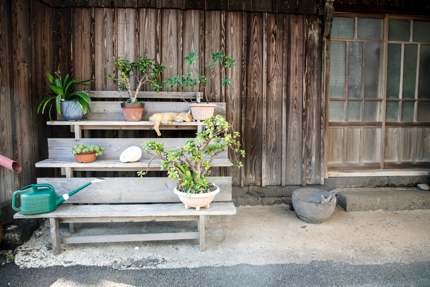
top-left (361, 127), bottom-right (381, 163)
top-left (37, 177), bottom-right (233, 203)
top-left (46, 138), bottom-right (229, 160)
top-left (198, 215), bottom-right (206, 251)
top-left (302, 16), bottom-right (322, 184)
top-left (94, 8), bottom-right (115, 90)
top-left (14, 202), bottom-right (237, 218)
top-left (49, 218), bottom-right (61, 254)
top-left (226, 11), bottom-right (242, 186)
top-left (281, 14), bottom-right (289, 186)
top-left (161, 9), bottom-right (180, 88)
top-left (11, 0), bottom-right (36, 189)
top-left (85, 101), bottom-right (226, 120)
top-left (344, 127), bottom-right (360, 163)
top-left (88, 90), bottom-right (200, 99)
top-left (327, 127), bottom-right (344, 164)
top-left (204, 11), bottom-right (222, 102)
top-left (263, 14), bottom-right (283, 186)
top-left (243, 13), bottom-right (263, 186)
top-left (0, 0), bottom-right (14, 203)
top-left (183, 10), bottom-right (200, 92)
top-left (73, 8), bottom-right (92, 88)
top-left (63, 232), bottom-right (199, 244)
top-left (285, 15), bottom-right (304, 185)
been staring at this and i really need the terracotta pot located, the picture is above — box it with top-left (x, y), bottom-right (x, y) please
top-left (174, 184), bottom-right (220, 210)
top-left (75, 152), bottom-right (97, 163)
top-left (121, 102), bottom-right (145, 121)
top-left (190, 103), bottom-right (216, 121)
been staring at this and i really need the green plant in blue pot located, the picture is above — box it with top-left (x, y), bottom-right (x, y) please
top-left (36, 72), bottom-right (91, 121)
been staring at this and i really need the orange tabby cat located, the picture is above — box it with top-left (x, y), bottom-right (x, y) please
top-left (149, 112), bottom-right (193, 136)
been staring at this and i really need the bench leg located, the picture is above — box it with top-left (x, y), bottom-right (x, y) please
top-left (49, 218), bottom-right (61, 255)
top-left (198, 215), bottom-right (206, 251)
top-left (69, 223), bottom-right (75, 233)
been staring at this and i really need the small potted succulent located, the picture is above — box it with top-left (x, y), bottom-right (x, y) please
top-left (164, 51), bottom-right (235, 120)
top-left (141, 115), bottom-right (244, 210)
top-left (37, 72), bottom-right (91, 120)
top-left (110, 57), bottom-right (165, 121)
top-left (72, 144), bottom-right (104, 163)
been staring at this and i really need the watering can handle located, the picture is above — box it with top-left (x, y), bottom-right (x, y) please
top-left (32, 183), bottom-right (55, 191)
top-left (12, 189), bottom-right (26, 212)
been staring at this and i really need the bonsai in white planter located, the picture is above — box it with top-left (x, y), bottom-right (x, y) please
top-left (141, 115), bottom-right (244, 210)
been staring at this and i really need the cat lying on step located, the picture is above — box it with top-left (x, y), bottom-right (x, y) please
top-left (149, 112), bottom-right (193, 136)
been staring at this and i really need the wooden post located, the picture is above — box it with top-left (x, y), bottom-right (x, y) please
top-left (74, 125), bottom-right (81, 139)
top-left (198, 215), bottom-right (206, 251)
top-left (64, 167), bottom-right (72, 178)
top-left (49, 218), bottom-right (61, 255)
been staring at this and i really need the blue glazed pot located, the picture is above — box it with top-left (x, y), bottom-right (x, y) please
top-left (61, 100), bottom-right (84, 121)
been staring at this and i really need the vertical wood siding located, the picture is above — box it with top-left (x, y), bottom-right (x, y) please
top-left (0, 4), bottom-right (325, 202)
top-left (0, 0), bottom-right (55, 203)
top-left (65, 8), bottom-right (324, 186)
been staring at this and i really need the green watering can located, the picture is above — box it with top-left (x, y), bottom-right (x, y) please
top-left (12, 179), bottom-right (103, 215)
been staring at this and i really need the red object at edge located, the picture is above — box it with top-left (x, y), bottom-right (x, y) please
top-left (0, 154), bottom-right (22, 174)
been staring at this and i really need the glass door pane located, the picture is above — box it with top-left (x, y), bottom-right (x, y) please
top-left (387, 44), bottom-right (401, 99)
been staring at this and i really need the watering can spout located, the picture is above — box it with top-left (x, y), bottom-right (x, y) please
top-left (56, 178), bottom-right (104, 207)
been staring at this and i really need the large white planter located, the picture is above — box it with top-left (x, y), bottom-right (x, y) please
top-left (174, 184), bottom-right (220, 210)
top-left (190, 103), bottom-right (217, 121)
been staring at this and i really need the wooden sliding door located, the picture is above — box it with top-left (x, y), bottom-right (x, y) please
top-left (327, 14), bottom-right (430, 172)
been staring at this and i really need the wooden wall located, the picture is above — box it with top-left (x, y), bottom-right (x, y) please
top-left (59, 8), bottom-right (324, 186)
top-left (0, 2), bottom-right (325, 205)
top-left (0, 0), bottom-right (55, 204)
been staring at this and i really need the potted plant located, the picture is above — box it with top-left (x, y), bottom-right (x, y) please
top-left (164, 51), bottom-right (235, 120)
top-left (110, 57), bottom-right (165, 121)
top-left (141, 115), bottom-right (245, 210)
top-left (36, 72), bottom-right (91, 121)
top-left (72, 144), bottom-right (104, 163)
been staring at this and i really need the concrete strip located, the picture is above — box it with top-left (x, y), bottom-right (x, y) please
top-left (336, 187), bottom-right (430, 211)
top-left (14, 206), bottom-right (430, 269)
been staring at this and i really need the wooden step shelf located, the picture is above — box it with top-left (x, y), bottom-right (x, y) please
top-left (36, 158), bottom-right (232, 174)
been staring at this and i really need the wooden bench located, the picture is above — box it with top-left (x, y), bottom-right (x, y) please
top-left (14, 177), bottom-right (236, 254)
top-left (14, 91), bottom-right (235, 254)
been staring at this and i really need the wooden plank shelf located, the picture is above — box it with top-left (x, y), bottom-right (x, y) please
top-left (47, 120), bottom-right (203, 127)
top-left (36, 177), bottom-right (233, 203)
top-left (47, 120), bottom-right (204, 138)
top-left (35, 158), bottom-right (233, 171)
top-left (14, 202), bottom-right (237, 219)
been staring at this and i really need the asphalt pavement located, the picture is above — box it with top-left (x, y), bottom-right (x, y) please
top-left (1, 261), bottom-right (430, 287)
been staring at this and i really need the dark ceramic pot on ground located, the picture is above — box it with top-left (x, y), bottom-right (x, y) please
top-left (292, 187), bottom-right (337, 224)
top-left (121, 102), bottom-right (145, 121)
top-left (61, 100), bottom-right (84, 121)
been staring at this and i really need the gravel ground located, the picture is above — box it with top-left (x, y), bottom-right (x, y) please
top-left (1, 261), bottom-right (430, 287)
top-left (13, 206), bottom-right (430, 269)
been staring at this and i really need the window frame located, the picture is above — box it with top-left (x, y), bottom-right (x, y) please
top-left (328, 13), bottom-right (430, 126)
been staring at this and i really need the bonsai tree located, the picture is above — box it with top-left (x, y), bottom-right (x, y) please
top-left (110, 56), bottom-right (165, 104)
top-left (141, 115), bottom-right (245, 193)
top-left (164, 50), bottom-right (235, 102)
top-left (36, 72), bottom-right (91, 120)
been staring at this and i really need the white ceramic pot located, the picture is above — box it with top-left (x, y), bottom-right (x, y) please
top-left (174, 184), bottom-right (220, 210)
top-left (190, 103), bottom-right (217, 121)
